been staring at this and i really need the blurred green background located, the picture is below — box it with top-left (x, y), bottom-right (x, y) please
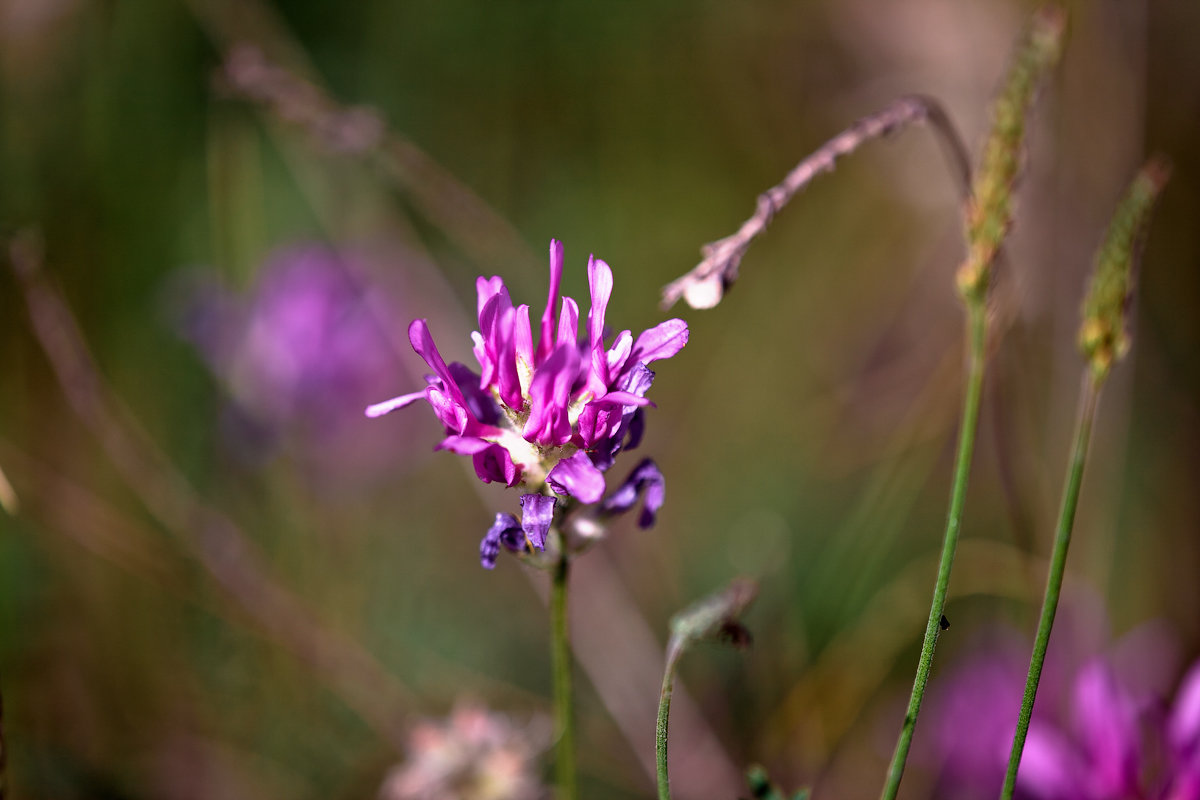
top-left (2, 0), bottom-right (1198, 797)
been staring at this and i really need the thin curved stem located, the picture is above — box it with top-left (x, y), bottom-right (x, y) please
top-left (879, 307), bottom-right (988, 800)
top-left (1000, 376), bottom-right (1100, 798)
top-left (656, 645), bottom-right (683, 800)
top-left (661, 94), bottom-right (972, 311)
top-left (551, 554), bottom-right (578, 800)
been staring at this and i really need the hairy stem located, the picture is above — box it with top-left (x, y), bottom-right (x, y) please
top-left (656, 644), bottom-right (683, 800)
top-left (551, 554), bottom-right (578, 800)
top-left (1000, 376), bottom-right (1100, 797)
top-left (879, 307), bottom-right (987, 800)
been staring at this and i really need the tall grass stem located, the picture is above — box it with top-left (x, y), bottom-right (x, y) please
top-left (999, 377), bottom-right (1099, 797)
top-left (879, 307), bottom-right (988, 800)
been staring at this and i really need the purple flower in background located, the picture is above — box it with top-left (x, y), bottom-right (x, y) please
top-left (368, 240), bottom-right (687, 566)
top-left (1167, 665), bottom-right (1200, 800)
top-left (924, 603), bottom-right (1200, 800)
top-left (174, 243), bottom-right (413, 482)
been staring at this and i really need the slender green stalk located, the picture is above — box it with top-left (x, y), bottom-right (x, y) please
top-left (656, 579), bottom-right (757, 800)
top-left (1000, 156), bottom-right (1169, 798)
top-left (879, 307), bottom-right (987, 800)
top-left (1, 681), bottom-right (6, 800)
top-left (1000, 377), bottom-right (1098, 797)
top-left (880, 13), bottom-right (1065, 797)
top-left (656, 645), bottom-right (683, 800)
top-left (551, 554), bottom-right (578, 800)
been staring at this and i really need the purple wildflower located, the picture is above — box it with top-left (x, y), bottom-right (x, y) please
top-left (923, 605), bottom-right (1200, 800)
top-left (368, 240), bottom-right (687, 565)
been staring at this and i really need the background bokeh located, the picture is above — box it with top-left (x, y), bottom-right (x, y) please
top-left (1, 0), bottom-right (1198, 797)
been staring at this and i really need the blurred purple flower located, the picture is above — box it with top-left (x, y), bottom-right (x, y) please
top-left (923, 602), bottom-right (1200, 800)
top-left (368, 239), bottom-right (687, 566)
top-left (174, 243), bottom-right (412, 479)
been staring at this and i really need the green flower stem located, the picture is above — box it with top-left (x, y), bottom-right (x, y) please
top-left (1000, 375), bottom-right (1100, 798)
top-left (880, 306), bottom-right (988, 800)
top-left (551, 552), bottom-right (578, 800)
top-left (656, 644), bottom-right (683, 800)
top-left (1, 681), bottom-right (6, 800)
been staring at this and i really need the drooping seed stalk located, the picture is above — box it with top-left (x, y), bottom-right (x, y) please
top-left (1000, 157), bottom-right (1169, 798)
top-left (879, 10), bottom-right (1066, 799)
top-left (660, 94), bottom-right (973, 312)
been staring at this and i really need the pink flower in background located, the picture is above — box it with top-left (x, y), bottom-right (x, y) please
top-left (379, 704), bottom-right (549, 800)
top-left (368, 239), bottom-right (687, 566)
top-left (924, 602), bottom-right (1200, 800)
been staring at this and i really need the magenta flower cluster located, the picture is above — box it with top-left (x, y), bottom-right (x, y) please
top-left (367, 240), bottom-right (687, 567)
top-left (927, 621), bottom-right (1200, 800)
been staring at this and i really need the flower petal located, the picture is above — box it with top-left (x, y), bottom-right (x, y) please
top-left (476, 275), bottom-right (506, 317)
top-left (537, 239), bottom-right (564, 363)
top-left (495, 304), bottom-right (523, 410)
top-left (365, 389), bottom-right (427, 418)
top-left (1170, 660), bottom-right (1200, 761)
top-left (601, 458), bottom-right (665, 528)
top-left (426, 385), bottom-right (470, 434)
top-left (477, 292), bottom-right (522, 410)
top-left (606, 329), bottom-right (632, 378)
top-left (547, 451), bottom-right (606, 504)
top-left (1018, 723), bottom-right (1088, 798)
top-left (575, 402), bottom-right (618, 451)
top-left (514, 304), bottom-right (534, 372)
top-left (409, 319), bottom-right (465, 407)
top-left (480, 512), bottom-right (522, 569)
top-left (596, 391), bottom-right (655, 408)
top-left (447, 362), bottom-right (500, 426)
top-left (1072, 659), bottom-right (1140, 794)
top-left (519, 493), bottom-right (556, 550)
top-left (585, 256), bottom-right (613, 396)
top-left (557, 296), bottom-right (579, 352)
top-left (522, 343), bottom-right (580, 446)
top-left (436, 436), bottom-right (520, 486)
top-left (474, 443), bottom-right (520, 487)
top-left (624, 408), bottom-right (645, 451)
top-left (631, 319), bottom-right (689, 366)
top-left (435, 435), bottom-right (493, 455)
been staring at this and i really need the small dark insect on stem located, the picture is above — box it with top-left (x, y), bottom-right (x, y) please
top-left (939, 614), bottom-right (951, 631)
top-left (660, 94), bottom-right (972, 310)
